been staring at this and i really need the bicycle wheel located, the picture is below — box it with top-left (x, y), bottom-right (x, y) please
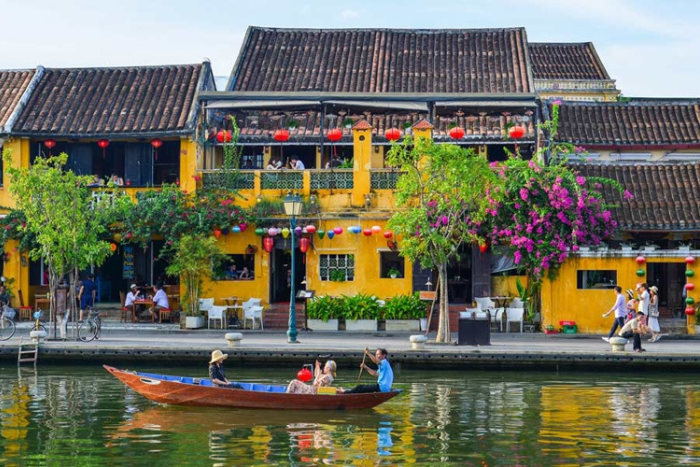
top-left (0, 316), bottom-right (15, 341)
top-left (95, 319), bottom-right (101, 340)
top-left (31, 323), bottom-right (46, 333)
top-left (78, 320), bottom-right (97, 342)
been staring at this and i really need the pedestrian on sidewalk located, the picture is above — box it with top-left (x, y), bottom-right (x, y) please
top-left (602, 286), bottom-right (627, 342)
top-left (625, 289), bottom-right (638, 322)
top-left (648, 286), bottom-right (661, 342)
top-left (637, 283), bottom-right (650, 325)
top-left (619, 311), bottom-right (647, 352)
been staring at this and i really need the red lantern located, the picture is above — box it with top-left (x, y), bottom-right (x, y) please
top-left (636, 255), bottom-right (646, 265)
top-left (213, 229), bottom-right (222, 239)
top-left (216, 130), bottom-right (231, 143)
top-left (299, 237), bottom-right (310, 253)
top-left (327, 128), bottom-right (342, 142)
top-left (363, 228), bottom-right (372, 237)
top-left (479, 242), bottom-right (489, 253)
top-left (175, 178), bottom-right (180, 186)
top-left (385, 128), bottom-right (401, 141)
top-left (305, 225), bottom-right (316, 234)
top-left (273, 129), bottom-right (290, 142)
top-left (686, 306), bottom-right (696, 316)
top-left (44, 139), bottom-right (56, 149)
top-left (297, 367), bottom-right (313, 382)
top-left (263, 237), bottom-right (274, 253)
top-left (333, 227), bottom-right (343, 235)
top-left (509, 126), bottom-right (525, 139)
top-left (383, 231), bottom-right (393, 239)
top-left (449, 126), bottom-right (465, 140)
top-left (151, 138), bottom-right (163, 161)
top-left (109, 243), bottom-right (117, 252)
top-left (686, 256), bottom-right (696, 265)
top-left (97, 139), bottom-right (109, 159)
top-left (686, 283), bottom-right (695, 291)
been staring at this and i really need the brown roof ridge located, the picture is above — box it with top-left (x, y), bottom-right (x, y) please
top-left (247, 25), bottom-right (528, 34)
top-left (554, 99), bottom-right (700, 107)
top-left (530, 41), bottom-right (594, 46)
top-left (352, 119), bottom-right (372, 130)
top-left (530, 42), bottom-right (610, 80)
top-left (41, 62), bottom-right (206, 72)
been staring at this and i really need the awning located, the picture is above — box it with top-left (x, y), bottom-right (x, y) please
top-left (324, 100), bottom-right (428, 111)
top-left (436, 100), bottom-right (537, 108)
top-left (491, 254), bottom-right (518, 274)
top-left (206, 100), bottom-right (321, 109)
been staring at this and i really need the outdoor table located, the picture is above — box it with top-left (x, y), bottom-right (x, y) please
top-left (223, 297), bottom-right (242, 328)
top-left (490, 296), bottom-right (511, 309)
top-left (132, 300), bottom-right (154, 323)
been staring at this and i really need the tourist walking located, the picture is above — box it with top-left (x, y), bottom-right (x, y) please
top-left (637, 283), bottom-right (650, 324)
top-left (625, 289), bottom-right (638, 322)
top-left (647, 286), bottom-right (661, 342)
top-left (602, 286), bottom-right (627, 342)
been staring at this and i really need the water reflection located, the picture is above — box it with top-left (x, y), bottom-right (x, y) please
top-left (2, 366), bottom-right (700, 465)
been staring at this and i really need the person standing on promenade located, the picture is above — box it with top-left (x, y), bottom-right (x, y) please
top-left (602, 286), bottom-right (627, 342)
top-left (638, 283), bottom-right (650, 325)
top-left (647, 286), bottom-right (662, 342)
top-left (619, 311), bottom-right (647, 352)
top-left (339, 348), bottom-right (393, 394)
top-left (78, 274), bottom-right (97, 321)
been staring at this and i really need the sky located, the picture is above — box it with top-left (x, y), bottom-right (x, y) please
top-left (1, 0), bottom-right (698, 97)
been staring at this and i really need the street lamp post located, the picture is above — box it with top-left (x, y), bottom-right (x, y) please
top-left (283, 192), bottom-right (303, 343)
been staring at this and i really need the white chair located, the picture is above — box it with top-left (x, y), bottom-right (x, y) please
top-left (208, 305), bottom-right (227, 329)
top-left (199, 298), bottom-right (214, 314)
top-left (510, 298), bottom-right (524, 309)
top-left (244, 305), bottom-right (264, 329)
top-left (475, 298), bottom-right (504, 331)
top-left (505, 307), bottom-right (525, 333)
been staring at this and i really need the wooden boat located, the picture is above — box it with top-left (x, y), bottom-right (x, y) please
top-left (104, 365), bottom-right (401, 410)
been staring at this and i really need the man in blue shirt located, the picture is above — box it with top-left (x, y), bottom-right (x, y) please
top-left (339, 348), bottom-right (394, 394)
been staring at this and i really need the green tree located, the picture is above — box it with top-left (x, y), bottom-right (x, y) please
top-left (165, 234), bottom-right (223, 317)
top-left (386, 138), bottom-right (499, 342)
top-left (4, 151), bottom-right (116, 335)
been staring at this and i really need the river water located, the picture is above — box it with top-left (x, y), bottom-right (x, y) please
top-left (1, 363), bottom-right (699, 466)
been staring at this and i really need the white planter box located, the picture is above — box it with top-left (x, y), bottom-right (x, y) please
top-left (345, 319), bottom-right (377, 331)
top-left (420, 318), bottom-right (428, 331)
top-left (185, 316), bottom-right (205, 329)
top-left (385, 319), bottom-right (420, 331)
top-left (308, 319), bottom-right (339, 331)
top-left (679, 246), bottom-right (691, 252)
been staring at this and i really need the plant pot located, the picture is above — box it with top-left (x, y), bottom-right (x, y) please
top-left (185, 316), bottom-right (205, 329)
top-left (390, 274), bottom-right (397, 279)
top-left (385, 319), bottom-right (420, 331)
top-left (419, 318), bottom-right (428, 331)
top-left (345, 319), bottom-right (378, 331)
top-left (307, 319), bottom-right (339, 331)
top-left (544, 329), bottom-right (558, 335)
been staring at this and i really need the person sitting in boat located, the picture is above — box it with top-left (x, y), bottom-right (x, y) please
top-left (286, 360), bottom-right (337, 394)
top-left (338, 348), bottom-right (393, 394)
top-left (208, 349), bottom-right (242, 389)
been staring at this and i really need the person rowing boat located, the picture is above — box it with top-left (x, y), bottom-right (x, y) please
top-left (338, 348), bottom-right (393, 394)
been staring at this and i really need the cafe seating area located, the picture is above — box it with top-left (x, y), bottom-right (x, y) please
top-left (468, 296), bottom-right (529, 333)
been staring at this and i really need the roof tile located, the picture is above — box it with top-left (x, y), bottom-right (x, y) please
top-left (529, 43), bottom-right (609, 80)
top-left (0, 70), bottom-right (35, 131)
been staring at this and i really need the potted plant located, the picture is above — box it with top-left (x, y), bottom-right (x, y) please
top-left (387, 268), bottom-right (401, 279)
top-left (544, 324), bottom-right (558, 335)
top-left (287, 119), bottom-right (299, 130)
top-left (402, 121), bottom-right (412, 134)
top-left (330, 270), bottom-right (346, 282)
top-left (343, 117), bottom-right (354, 129)
top-left (165, 234), bottom-right (223, 329)
top-left (306, 295), bottom-right (340, 331)
top-left (382, 293), bottom-right (425, 331)
top-left (341, 293), bottom-right (380, 331)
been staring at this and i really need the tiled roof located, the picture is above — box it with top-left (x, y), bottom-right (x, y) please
top-left (553, 100), bottom-right (700, 146)
top-left (574, 163), bottom-right (700, 231)
top-left (412, 119), bottom-right (434, 130)
top-left (229, 27), bottom-right (534, 94)
top-left (0, 70), bottom-right (35, 132)
top-left (529, 43), bottom-right (609, 80)
top-left (352, 119), bottom-right (372, 130)
top-left (13, 63), bottom-right (210, 137)
top-left (228, 110), bottom-right (534, 144)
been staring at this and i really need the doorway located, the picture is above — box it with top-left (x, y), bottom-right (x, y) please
top-left (647, 262), bottom-right (685, 318)
top-left (270, 238), bottom-right (305, 303)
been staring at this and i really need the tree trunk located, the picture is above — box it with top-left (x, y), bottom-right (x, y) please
top-left (48, 264), bottom-right (59, 339)
top-left (436, 262), bottom-right (450, 343)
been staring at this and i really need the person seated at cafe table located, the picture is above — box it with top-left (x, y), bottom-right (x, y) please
top-left (225, 264), bottom-right (239, 280)
top-left (239, 267), bottom-right (251, 280)
top-left (124, 284), bottom-right (141, 308)
top-left (149, 283), bottom-right (168, 322)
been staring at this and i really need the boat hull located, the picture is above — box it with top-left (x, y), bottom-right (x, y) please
top-left (104, 365), bottom-right (400, 410)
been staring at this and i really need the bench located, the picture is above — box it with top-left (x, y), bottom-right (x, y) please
top-left (409, 334), bottom-right (427, 350)
top-left (225, 332), bottom-right (243, 348)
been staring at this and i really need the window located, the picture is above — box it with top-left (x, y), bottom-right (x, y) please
top-left (213, 254), bottom-right (254, 281)
top-left (577, 270), bottom-right (617, 289)
top-left (380, 251), bottom-right (404, 278)
top-left (319, 254), bottom-right (354, 281)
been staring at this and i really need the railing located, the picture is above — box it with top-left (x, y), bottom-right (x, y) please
top-left (535, 79), bottom-right (618, 91)
top-left (310, 170), bottom-right (353, 190)
top-left (260, 171), bottom-right (303, 190)
top-left (200, 170), bottom-right (255, 190)
top-left (370, 170), bottom-right (402, 190)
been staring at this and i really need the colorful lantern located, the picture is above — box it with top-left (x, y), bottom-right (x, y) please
top-left (216, 130), bottom-right (231, 143)
top-left (478, 242), bottom-right (488, 253)
top-left (295, 226), bottom-right (303, 236)
top-left (213, 229), bottom-right (222, 239)
top-left (687, 297), bottom-right (696, 305)
top-left (686, 306), bottom-right (696, 316)
top-left (239, 223), bottom-right (247, 232)
top-left (383, 231), bottom-right (393, 239)
top-left (327, 230), bottom-right (335, 240)
top-left (281, 228), bottom-right (290, 239)
top-left (686, 283), bottom-right (695, 291)
top-left (44, 139), bottom-right (56, 149)
top-left (306, 225), bottom-right (316, 234)
top-left (449, 126), bottom-right (465, 140)
top-left (363, 228), bottom-right (372, 237)
top-left (255, 228), bottom-right (265, 236)
top-left (385, 128), bottom-right (401, 141)
top-left (110, 243), bottom-right (117, 252)
top-left (687, 270), bottom-right (695, 277)
top-left (231, 226), bottom-right (241, 234)
top-left (268, 227), bottom-right (279, 237)
top-left (327, 128), bottom-right (343, 142)
top-left (686, 256), bottom-right (696, 265)
top-left (636, 255), bottom-right (646, 264)
top-left (113, 233), bottom-right (122, 243)
top-left (299, 237), bottom-right (310, 253)
top-left (317, 229), bottom-right (325, 239)
top-left (151, 138), bottom-right (163, 161)
top-left (509, 126), bottom-right (525, 139)
top-left (263, 237), bottom-right (274, 253)
top-left (297, 367), bottom-right (313, 382)
top-left (636, 268), bottom-right (646, 277)
top-left (97, 139), bottom-right (109, 158)
top-left (221, 228), bottom-right (230, 235)
top-left (273, 129), bottom-right (290, 142)
top-left (371, 225), bottom-right (382, 235)
top-left (333, 227), bottom-right (343, 235)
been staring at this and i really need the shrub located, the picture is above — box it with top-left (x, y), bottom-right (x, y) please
top-left (382, 293), bottom-right (426, 320)
top-left (306, 296), bottom-right (340, 322)
top-left (340, 293), bottom-right (380, 321)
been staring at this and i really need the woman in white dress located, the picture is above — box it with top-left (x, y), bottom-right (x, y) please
top-left (647, 285), bottom-right (661, 342)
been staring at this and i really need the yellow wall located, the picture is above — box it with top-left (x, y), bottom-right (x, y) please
top-left (491, 275), bottom-right (527, 298)
top-left (542, 254), bottom-right (697, 334)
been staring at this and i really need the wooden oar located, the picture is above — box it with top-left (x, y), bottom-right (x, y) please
top-left (356, 351), bottom-right (367, 385)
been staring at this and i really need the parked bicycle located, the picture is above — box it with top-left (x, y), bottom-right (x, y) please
top-left (0, 308), bottom-right (16, 341)
top-left (32, 309), bottom-right (47, 333)
top-left (78, 306), bottom-right (101, 342)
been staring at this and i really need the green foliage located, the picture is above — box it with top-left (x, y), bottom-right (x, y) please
top-left (288, 119), bottom-right (300, 129)
top-left (330, 270), bottom-right (347, 282)
top-left (386, 268), bottom-right (401, 278)
top-left (342, 117), bottom-right (354, 127)
top-left (340, 293), bottom-right (380, 321)
top-left (306, 296), bottom-right (340, 322)
top-left (338, 158), bottom-right (354, 169)
top-left (0, 209), bottom-right (38, 253)
top-left (165, 234), bottom-right (223, 316)
top-left (382, 293), bottom-right (426, 320)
